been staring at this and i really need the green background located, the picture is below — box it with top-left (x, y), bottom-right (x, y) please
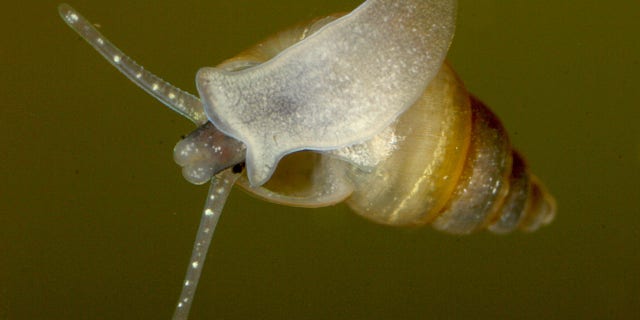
top-left (1, 0), bottom-right (638, 319)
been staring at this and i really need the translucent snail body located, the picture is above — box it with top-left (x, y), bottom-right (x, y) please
top-left (59, 0), bottom-right (555, 319)
top-left (221, 16), bottom-right (556, 234)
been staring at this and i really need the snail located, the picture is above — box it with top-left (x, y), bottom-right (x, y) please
top-left (58, 0), bottom-right (556, 319)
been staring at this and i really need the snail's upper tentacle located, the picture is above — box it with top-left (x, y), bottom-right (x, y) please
top-left (58, 3), bottom-right (208, 125)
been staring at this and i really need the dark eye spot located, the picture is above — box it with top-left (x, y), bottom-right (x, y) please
top-left (232, 163), bottom-right (245, 174)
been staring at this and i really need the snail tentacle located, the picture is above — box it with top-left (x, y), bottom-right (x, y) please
top-left (58, 4), bottom-right (207, 125)
top-left (172, 169), bottom-right (240, 320)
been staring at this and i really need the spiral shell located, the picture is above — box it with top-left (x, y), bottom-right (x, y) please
top-left (219, 15), bottom-right (556, 234)
top-left (59, 2), bottom-right (557, 319)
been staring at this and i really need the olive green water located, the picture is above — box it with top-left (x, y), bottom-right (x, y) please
top-left (1, 0), bottom-right (638, 319)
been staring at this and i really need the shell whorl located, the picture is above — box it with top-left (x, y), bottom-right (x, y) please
top-left (216, 15), bottom-right (555, 234)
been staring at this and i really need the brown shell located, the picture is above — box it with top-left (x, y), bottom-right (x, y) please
top-left (220, 16), bottom-right (555, 234)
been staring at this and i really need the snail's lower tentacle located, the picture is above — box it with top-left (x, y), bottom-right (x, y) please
top-left (172, 169), bottom-right (240, 320)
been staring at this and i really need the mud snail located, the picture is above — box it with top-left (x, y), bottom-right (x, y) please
top-left (59, 0), bottom-right (556, 319)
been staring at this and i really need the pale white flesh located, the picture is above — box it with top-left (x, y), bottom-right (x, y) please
top-left (197, 0), bottom-right (457, 186)
top-left (171, 170), bottom-right (239, 320)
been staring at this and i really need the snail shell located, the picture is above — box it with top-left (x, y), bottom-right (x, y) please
top-left (59, 2), bottom-right (556, 319)
top-left (204, 15), bottom-right (556, 234)
top-left (59, 0), bottom-right (556, 235)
